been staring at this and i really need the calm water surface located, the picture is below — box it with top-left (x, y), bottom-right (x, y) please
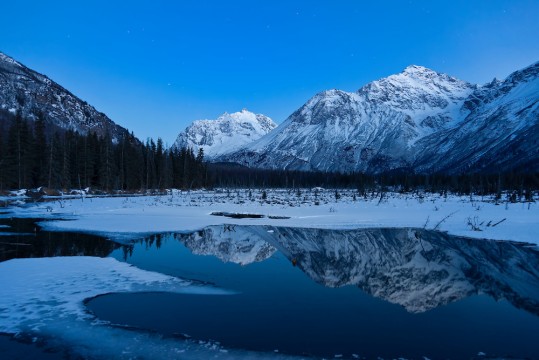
top-left (2, 218), bottom-right (539, 359)
top-left (92, 226), bottom-right (539, 359)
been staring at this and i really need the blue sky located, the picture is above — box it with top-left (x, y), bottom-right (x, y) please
top-left (1, 0), bottom-right (538, 145)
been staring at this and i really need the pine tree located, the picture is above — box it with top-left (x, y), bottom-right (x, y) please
top-left (116, 134), bottom-right (127, 190)
top-left (0, 132), bottom-right (5, 191)
top-left (98, 134), bottom-right (115, 190)
top-left (5, 113), bottom-right (33, 189)
top-left (155, 138), bottom-right (164, 188)
top-left (85, 133), bottom-right (100, 188)
top-left (32, 114), bottom-right (47, 187)
top-left (60, 131), bottom-right (73, 189)
top-left (195, 147), bottom-right (205, 187)
top-left (125, 134), bottom-right (144, 190)
top-left (47, 133), bottom-right (63, 189)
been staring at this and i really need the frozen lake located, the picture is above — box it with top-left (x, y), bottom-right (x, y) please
top-left (1, 217), bottom-right (539, 359)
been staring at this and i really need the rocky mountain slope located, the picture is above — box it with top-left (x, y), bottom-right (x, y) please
top-left (0, 52), bottom-right (131, 140)
top-left (414, 61), bottom-right (539, 173)
top-left (172, 109), bottom-right (276, 158)
top-left (219, 62), bottom-right (539, 174)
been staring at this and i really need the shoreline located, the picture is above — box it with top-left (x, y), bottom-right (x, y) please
top-left (1, 189), bottom-right (537, 246)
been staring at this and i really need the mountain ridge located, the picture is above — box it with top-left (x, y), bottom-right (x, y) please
top-left (0, 51), bottom-right (132, 141)
top-left (217, 61), bottom-right (539, 174)
top-left (3, 50), bottom-right (537, 175)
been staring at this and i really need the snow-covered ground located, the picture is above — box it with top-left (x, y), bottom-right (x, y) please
top-left (3, 189), bottom-right (538, 245)
top-left (1, 189), bottom-right (538, 359)
top-left (0, 257), bottom-right (305, 359)
top-left (0, 257), bottom-right (228, 335)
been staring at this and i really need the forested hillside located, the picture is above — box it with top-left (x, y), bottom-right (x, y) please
top-left (0, 112), bottom-right (207, 191)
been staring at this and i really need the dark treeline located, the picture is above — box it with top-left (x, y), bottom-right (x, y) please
top-left (0, 113), bottom-right (207, 191)
top-left (208, 163), bottom-right (370, 189)
top-left (208, 164), bottom-right (539, 197)
top-left (1, 112), bottom-right (539, 195)
top-left (373, 171), bottom-right (539, 198)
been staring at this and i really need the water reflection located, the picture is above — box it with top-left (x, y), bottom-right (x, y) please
top-left (3, 217), bottom-right (539, 317)
top-left (93, 226), bottom-right (539, 358)
top-left (175, 225), bottom-right (276, 265)
top-left (133, 225), bottom-right (539, 315)
top-left (266, 227), bottom-right (539, 314)
top-left (0, 218), bottom-right (122, 262)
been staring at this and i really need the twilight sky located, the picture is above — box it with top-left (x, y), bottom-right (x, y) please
top-left (1, 0), bottom-right (538, 145)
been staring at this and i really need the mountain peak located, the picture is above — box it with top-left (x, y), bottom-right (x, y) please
top-left (173, 110), bottom-right (276, 158)
top-left (402, 64), bottom-right (435, 74)
top-left (356, 64), bottom-right (475, 119)
top-left (217, 109), bottom-right (266, 124)
top-left (219, 109), bottom-right (251, 118)
top-left (398, 65), bottom-right (464, 85)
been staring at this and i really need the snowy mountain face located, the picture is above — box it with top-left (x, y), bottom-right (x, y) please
top-left (220, 62), bottom-right (539, 174)
top-left (414, 61), bottom-right (539, 173)
top-left (0, 52), bottom-right (130, 140)
top-left (358, 65), bottom-right (475, 133)
top-left (172, 109), bottom-right (276, 159)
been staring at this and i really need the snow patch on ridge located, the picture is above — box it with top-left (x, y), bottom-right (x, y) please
top-left (0, 52), bottom-right (23, 68)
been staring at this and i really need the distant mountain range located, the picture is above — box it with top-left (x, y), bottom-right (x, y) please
top-left (2, 50), bottom-right (538, 174)
top-left (176, 62), bottom-right (539, 174)
top-left (0, 52), bottom-right (131, 141)
top-left (172, 109), bottom-right (276, 159)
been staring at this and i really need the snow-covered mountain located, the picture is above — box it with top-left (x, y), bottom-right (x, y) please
top-left (173, 109), bottom-right (276, 159)
top-left (220, 62), bottom-right (539, 174)
top-left (414, 61), bottom-right (539, 173)
top-left (0, 52), bottom-right (131, 140)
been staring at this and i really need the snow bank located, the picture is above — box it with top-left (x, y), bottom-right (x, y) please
top-left (0, 257), bottom-right (230, 334)
top-left (3, 189), bottom-right (539, 245)
top-left (0, 257), bottom-right (304, 359)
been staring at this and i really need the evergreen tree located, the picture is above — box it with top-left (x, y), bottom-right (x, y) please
top-left (60, 131), bottom-right (73, 189)
top-left (5, 113), bottom-right (34, 189)
top-left (85, 132), bottom-right (100, 188)
top-left (32, 114), bottom-right (47, 187)
top-left (47, 133), bottom-right (63, 189)
top-left (98, 134), bottom-right (115, 190)
top-left (0, 132), bottom-right (4, 190)
top-left (125, 134), bottom-right (144, 189)
top-left (195, 147), bottom-right (205, 187)
top-left (116, 134), bottom-right (127, 190)
top-left (155, 138), bottom-right (165, 188)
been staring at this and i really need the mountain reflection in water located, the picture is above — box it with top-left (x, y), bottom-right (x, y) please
top-left (142, 225), bottom-right (539, 315)
top-left (3, 217), bottom-right (538, 316)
